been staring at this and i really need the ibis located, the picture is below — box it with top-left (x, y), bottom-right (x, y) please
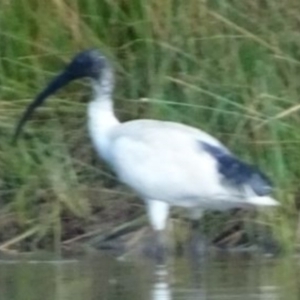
top-left (14, 49), bottom-right (278, 254)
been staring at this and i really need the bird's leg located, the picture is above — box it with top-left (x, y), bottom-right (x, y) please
top-left (152, 230), bottom-right (168, 263)
top-left (188, 208), bottom-right (208, 255)
top-left (146, 200), bottom-right (170, 232)
top-left (145, 200), bottom-right (170, 262)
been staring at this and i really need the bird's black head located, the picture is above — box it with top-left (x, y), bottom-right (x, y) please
top-left (65, 49), bottom-right (107, 81)
top-left (13, 49), bottom-right (109, 142)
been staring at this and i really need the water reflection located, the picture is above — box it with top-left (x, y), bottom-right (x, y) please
top-left (152, 266), bottom-right (171, 300)
top-left (0, 254), bottom-right (298, 300)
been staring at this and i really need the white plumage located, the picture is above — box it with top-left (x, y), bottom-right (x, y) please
top-left (15, 49), bottom-right (278, 236)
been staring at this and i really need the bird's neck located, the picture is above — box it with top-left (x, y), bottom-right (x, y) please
top-left (92, 66), bottom-right (114, 103)
top-left (88, 96), bottom-right (119, 128)
top-left (87, 95), bottom-right (119, 162)
top-left (89, 66), bottom-right (119, 128)
top-left (88, 67), bottom-right (120, 161)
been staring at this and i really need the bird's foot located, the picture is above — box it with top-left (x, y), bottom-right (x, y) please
top-left (187, 220), bottom-right (210, 257)
top-left (144, 243), bottom-right (168, 264)
top-left (143, 231), bottom-right (169, 264)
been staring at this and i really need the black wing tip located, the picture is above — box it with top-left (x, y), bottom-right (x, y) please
top-left (200, 141), bottom-right (272, 196)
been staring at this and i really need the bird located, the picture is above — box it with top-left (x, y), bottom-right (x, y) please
top-left (14, 49), bottom-right (278, 256)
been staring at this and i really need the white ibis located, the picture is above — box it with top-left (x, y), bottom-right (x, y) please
top-left (14, 49), bottom-right (278, 254)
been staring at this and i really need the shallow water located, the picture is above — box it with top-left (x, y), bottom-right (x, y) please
top-left (0, 253), bottom-right (298, 300)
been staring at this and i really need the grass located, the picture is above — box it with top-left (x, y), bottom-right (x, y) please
top-left (0, 0), bottom-right (299, 253)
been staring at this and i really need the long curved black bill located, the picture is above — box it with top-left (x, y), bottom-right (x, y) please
top-left (13, 71), bottom-right (72, 143)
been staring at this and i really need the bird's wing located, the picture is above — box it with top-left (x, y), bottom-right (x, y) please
top-left (108, 120), bottom-right (226, 201)
top-left (111, 119), bottom-right (227, 149)
top-left (110, 119), bottom-right (272, 196)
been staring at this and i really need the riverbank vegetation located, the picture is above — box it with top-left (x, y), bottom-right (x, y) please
top-left (0, 0), bottom-right (299, 254)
